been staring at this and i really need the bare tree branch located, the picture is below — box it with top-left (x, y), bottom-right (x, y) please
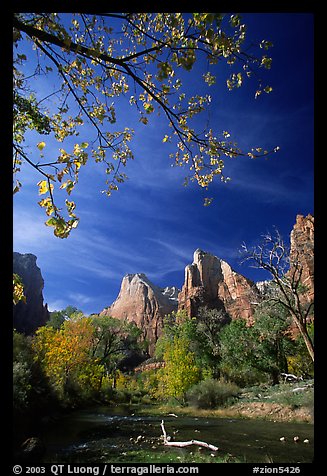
top-left (241, 229), bottom-right (314, 362)
top-left (160, 420), bottom-right (218, 451)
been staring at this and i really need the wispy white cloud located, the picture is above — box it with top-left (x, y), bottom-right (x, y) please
top-left (13, 207), bottom-right (58, 252)
top-left (146, 238), bottom-right (193, 262)
top-left (230, 169), bottom-right (313, 205)
top-left (47, 298), bottom-right (68, 313)
top-left (67, 292), bottom-right (93, 305)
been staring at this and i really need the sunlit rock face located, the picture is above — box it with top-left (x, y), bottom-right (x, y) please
top-left (178, 249), bottom-right (259, 323)
top-left (99, 214), bottom-right (314, 355)
top-left (100, 273), bottom-right (179, 355)
top-left (289, 214), bottom-right (314, 303)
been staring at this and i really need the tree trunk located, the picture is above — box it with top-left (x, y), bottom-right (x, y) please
top-left (290, 311), bottom-right (314, 362)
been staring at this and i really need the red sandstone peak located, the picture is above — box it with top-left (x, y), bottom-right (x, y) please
top-left (100, 273), bottom-right (178, 355)
top-left (99, 214), bottom-right (314, 354)
top-left (178, 249), bottom-right (259, 322)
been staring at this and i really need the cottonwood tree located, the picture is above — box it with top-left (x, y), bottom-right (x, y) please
top-left (162, 335), bottom-right (201, 405)
top-left (89, 315), bottom-right (142, 384)
top-left (241, 229), bottom-right (314, 362)
top-left (196, 306), bottom-right (230, 354)
top-left (33, 317), bottom-right (102, 401)
top-left (250, 301), bottom-right (294, 384)
top-left (219, 305), bottom-right (294, 385)
top-left (193, 306), bottom-right (231, 377)
top-left (13, 12), bottom-right (277, 239)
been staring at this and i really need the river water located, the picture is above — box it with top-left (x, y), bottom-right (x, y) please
top-left (41, 406), bottom-right (314, 463)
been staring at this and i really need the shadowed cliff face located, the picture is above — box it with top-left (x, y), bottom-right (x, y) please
top-left (100, 273), bottom-right (179, 355)
top-left (178, 249), bottom-right (259, 322)
top-left (13, 252), bottom-right (49, 334)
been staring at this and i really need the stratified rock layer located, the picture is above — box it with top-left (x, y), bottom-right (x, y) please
top-left (100, 273), bottom-right (178, 355)
top-left (13, 252), bottom-right (49, 334)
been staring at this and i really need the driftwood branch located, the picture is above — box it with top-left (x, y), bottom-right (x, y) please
top-left (160, 420), bottom-right (218, 451)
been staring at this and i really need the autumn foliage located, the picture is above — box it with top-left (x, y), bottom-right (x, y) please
top-left (33, 318), bottom-right (102, 401)
top-left (13, 13), bottom-right (276, 238)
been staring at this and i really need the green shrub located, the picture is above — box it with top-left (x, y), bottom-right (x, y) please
top-left (13, 361), bottom-right (32, 409)
top-left (220, 363), bottom-right (268, 388)
top-left (271, 385), bottom-right (314, 411)
top-left (186, 378), bottom-right (240, 409)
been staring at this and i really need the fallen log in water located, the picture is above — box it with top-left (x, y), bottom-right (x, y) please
top-left (160, 420), bottom-right (218, 451)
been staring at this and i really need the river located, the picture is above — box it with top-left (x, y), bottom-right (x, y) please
top-left (40, 405), bottom-right (314, 463)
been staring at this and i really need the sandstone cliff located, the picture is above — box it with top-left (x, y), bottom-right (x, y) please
top-left (289, 214), bottom-right (314, 302)
top-left (178, 249), bottom-right (259, 322)
top-left (99, 214), bottom-right (314, 355)
top-left (100, 273), bottom-right (179, 355)
top-left (13, 252), bottom-right (49, 334)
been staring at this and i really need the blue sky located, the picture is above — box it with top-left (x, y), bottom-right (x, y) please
top-left (13, 13), bottom-right (314, 315)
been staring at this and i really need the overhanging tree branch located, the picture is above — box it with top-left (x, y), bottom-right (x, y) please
top-left (13, 12), bottom-right (277, 238)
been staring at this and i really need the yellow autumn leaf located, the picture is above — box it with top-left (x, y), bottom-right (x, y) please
top-left (37, 180), bottom-right (48, 195)
top-left (37, 141), bottom-right (46, 151)
top-left (38, 180), bottom-right (54, 195)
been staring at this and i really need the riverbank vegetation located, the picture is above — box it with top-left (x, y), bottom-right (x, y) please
top-left (136, 380), bottom-right (313, 423)
top-left (14, 296), bottom-right (314, 451)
